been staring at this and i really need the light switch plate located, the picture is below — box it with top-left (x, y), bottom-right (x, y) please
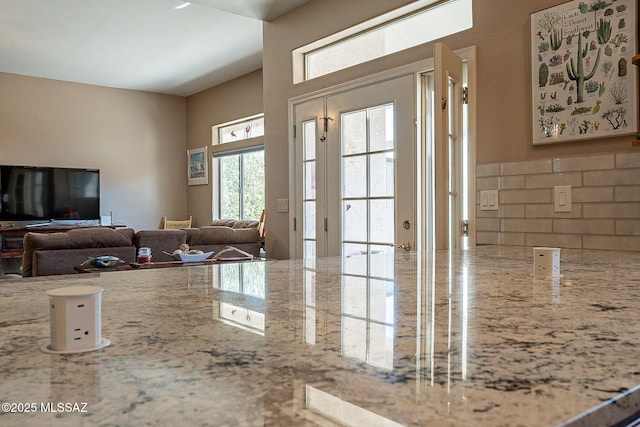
top-left (554, 185), bottom-right (571, 212)
top-left (277, 198), bottom-right (289, 213)
top-left (479, 190), bottom-right (499, 211)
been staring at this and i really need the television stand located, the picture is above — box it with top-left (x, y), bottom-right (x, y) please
top-left (25, 219), bottom-right (101, 228)
top-left (25, 222), bottom-right (53, 228)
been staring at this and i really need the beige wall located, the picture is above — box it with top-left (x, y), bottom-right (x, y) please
top-left (263, 0), bottom-right (639, 258)
top-left (0, 69), bottom-right (264, 233)
top-left (185, 69), bottom-right (263, 227)
top-left (0, 72), bottom-right (187, 231)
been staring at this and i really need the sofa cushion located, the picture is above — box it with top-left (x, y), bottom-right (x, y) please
top-left (24, 228), bottom-right (134, 250)
top-left (134, 229), bottom-right (187, 262)
top-left (22, 228), bottom-right (135, 277)
top-left (186, 226), bottom-right (259, 246)
top-left (210, 219), bottom-right (259, 229)
top-left (33, 247), bottom-right (136, 277)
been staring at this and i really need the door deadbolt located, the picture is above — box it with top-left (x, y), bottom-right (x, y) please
top-left (403, 220), bottom-right (411, 230)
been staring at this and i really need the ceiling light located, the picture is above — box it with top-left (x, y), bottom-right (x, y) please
top-left (174, 2), bottom-right (191, 9)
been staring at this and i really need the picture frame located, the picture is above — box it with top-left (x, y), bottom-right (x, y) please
top-left (530, 0), bottom-right (637, 145)
top-left (187, 146), bottom-right (209, 185)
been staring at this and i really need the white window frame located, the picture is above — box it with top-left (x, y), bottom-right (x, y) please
top-left (212, 114), bottom-right (265, 220)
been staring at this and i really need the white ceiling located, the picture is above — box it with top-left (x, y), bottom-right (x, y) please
top-left (0, 0), bottom-right (309, 96)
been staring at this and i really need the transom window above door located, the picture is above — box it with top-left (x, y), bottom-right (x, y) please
top-left (292, 0), bottom-right (473, 83)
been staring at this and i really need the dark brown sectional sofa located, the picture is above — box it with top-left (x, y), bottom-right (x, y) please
top-left (21, 220), bottom-right (261, 277)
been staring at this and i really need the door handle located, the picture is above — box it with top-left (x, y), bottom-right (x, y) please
top-left (396, 242), bottom-right (412, 251)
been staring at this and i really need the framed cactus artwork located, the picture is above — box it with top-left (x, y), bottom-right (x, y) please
top-left (530, 0), bottom-right (637, 145)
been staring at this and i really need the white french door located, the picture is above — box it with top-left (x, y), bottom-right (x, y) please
top-left (293, 45), bottom-right (475, 258)
top-left (294, 75), bottom-right (416, 259)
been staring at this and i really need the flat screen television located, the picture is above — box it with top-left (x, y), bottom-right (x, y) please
top-left (0, 165), bottom-right (100, 222)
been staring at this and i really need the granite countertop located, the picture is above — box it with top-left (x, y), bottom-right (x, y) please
top-left (0, 246), bottom-right (639, 426)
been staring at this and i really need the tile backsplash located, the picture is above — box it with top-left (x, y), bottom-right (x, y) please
top-left (476, 152), bottom-right (640, 251)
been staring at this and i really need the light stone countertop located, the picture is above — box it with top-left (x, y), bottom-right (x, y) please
top-left (0, 246), bottom-right (639, 426)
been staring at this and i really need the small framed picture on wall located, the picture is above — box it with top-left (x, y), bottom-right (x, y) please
top-left (187, 146), bottom-right (208, 185)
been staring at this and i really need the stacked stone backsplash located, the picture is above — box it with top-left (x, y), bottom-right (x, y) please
top-left (476, 152), bottom-right (640, 251)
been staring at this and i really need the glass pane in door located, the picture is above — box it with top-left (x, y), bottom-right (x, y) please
top-left (304, 201), bottom-right (316, 239)
top-left (369, 104), bottom-right (394, 151)
top-left (369, 199), bottom-right (394, 244)
top-left (343, 155), bottom-right (367, 198)
top-left (369, 152), bottom-right (394, 197)
top-left (343, 200), bottom-right (367, 242)
top-left (305, 162), bottom-right (315, 199)
top-left (342, 110), bottom-right (367, 155)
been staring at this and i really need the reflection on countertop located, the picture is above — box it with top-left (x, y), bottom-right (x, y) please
top-left (0, 246), bottom-right (639, 426)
